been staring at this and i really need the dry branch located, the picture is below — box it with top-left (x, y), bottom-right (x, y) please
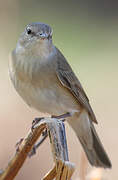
top-left (0, 116), bottom-right (75, 180)
top-left (0, 119), bottom-right (46, 180)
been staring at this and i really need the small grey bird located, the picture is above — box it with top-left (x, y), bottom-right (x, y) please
top-left (9, 22), bottom-right (111, 168)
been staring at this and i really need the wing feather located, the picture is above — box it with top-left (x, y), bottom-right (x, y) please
top-left (56, 48), bottom-right (97, 124)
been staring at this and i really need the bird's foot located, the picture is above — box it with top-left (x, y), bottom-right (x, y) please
top-left (29, 117), bottom-right (47, 157)
top-left (29, 113), bottom-right (71, 157)
top-left (31, 117), bottom-right (44, 130)
top-left (29, 129), bottom-right (48, 157)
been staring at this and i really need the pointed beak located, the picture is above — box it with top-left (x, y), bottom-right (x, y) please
top-left (37, 32), bottom-right (49, 40)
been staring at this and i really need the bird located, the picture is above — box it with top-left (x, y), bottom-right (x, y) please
top-left (9, 22), bottom-right (111, 168)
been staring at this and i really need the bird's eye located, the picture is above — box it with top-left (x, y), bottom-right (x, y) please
top-left (27, 28), bottom-right (32, 35)
top-left (39, 33), bottom-right (43, 36)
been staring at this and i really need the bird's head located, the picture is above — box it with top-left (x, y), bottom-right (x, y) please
top-left (16, 22), bottom-right (53, 55)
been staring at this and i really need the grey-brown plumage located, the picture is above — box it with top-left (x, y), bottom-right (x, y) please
top-left (9, 22), bottom-right (112, 168)
top-left (56, 47), bottom-right (97, 124)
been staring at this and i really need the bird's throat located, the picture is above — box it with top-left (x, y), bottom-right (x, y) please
top-left (32, 40), bottom-right (53, 59)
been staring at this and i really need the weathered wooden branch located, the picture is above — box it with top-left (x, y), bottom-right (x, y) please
top-left (0, 118), bottom-right (46, 180)
top-left (0, 116), bottom-right (75, 180)
top-left (45, 118), bottom-right (75, 180)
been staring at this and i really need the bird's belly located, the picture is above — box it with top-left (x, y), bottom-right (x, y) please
top-left (12, 75), bottom-right (79, 115)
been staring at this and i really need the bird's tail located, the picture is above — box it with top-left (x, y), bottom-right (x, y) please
top-left (68, 110), bottom-right (112, 168)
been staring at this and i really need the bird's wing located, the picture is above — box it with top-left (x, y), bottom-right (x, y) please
top-left (55, 48), bottom-right (97, 124)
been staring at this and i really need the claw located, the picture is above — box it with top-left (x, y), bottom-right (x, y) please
top-left (29, 132), bottom-right (48, 158)
top-left (31, 117), bottom-right (44, 130)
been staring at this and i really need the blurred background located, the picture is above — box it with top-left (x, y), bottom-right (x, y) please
top-left (0, 0), bottom-right (118, 179)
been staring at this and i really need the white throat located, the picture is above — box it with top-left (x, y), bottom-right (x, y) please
top-left (32, 39), bottom-right (53, 59)
top-left (16, 38), bottom-right (53, 60)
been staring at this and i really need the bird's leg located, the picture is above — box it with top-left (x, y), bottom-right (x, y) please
top-left (51, 112), bottom-right (72, 120)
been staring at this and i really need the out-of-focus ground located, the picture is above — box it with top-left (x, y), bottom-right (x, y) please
top-left (0, 1), bottom-right (118, 179)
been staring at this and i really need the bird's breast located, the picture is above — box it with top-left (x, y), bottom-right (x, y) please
top-left (9, 54), bottom-right (79, 115)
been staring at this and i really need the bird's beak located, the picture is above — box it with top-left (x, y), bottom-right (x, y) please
top-left (37, 33), bottom-right (49, 40)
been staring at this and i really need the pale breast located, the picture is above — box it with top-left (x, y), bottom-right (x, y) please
top-left (9, 68), bottom-right (80, 116)
top-left (9, 51), bottom-right (80, 115)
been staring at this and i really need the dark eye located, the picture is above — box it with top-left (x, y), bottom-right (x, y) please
top-left (27, 28), bottom-right (32, 35)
